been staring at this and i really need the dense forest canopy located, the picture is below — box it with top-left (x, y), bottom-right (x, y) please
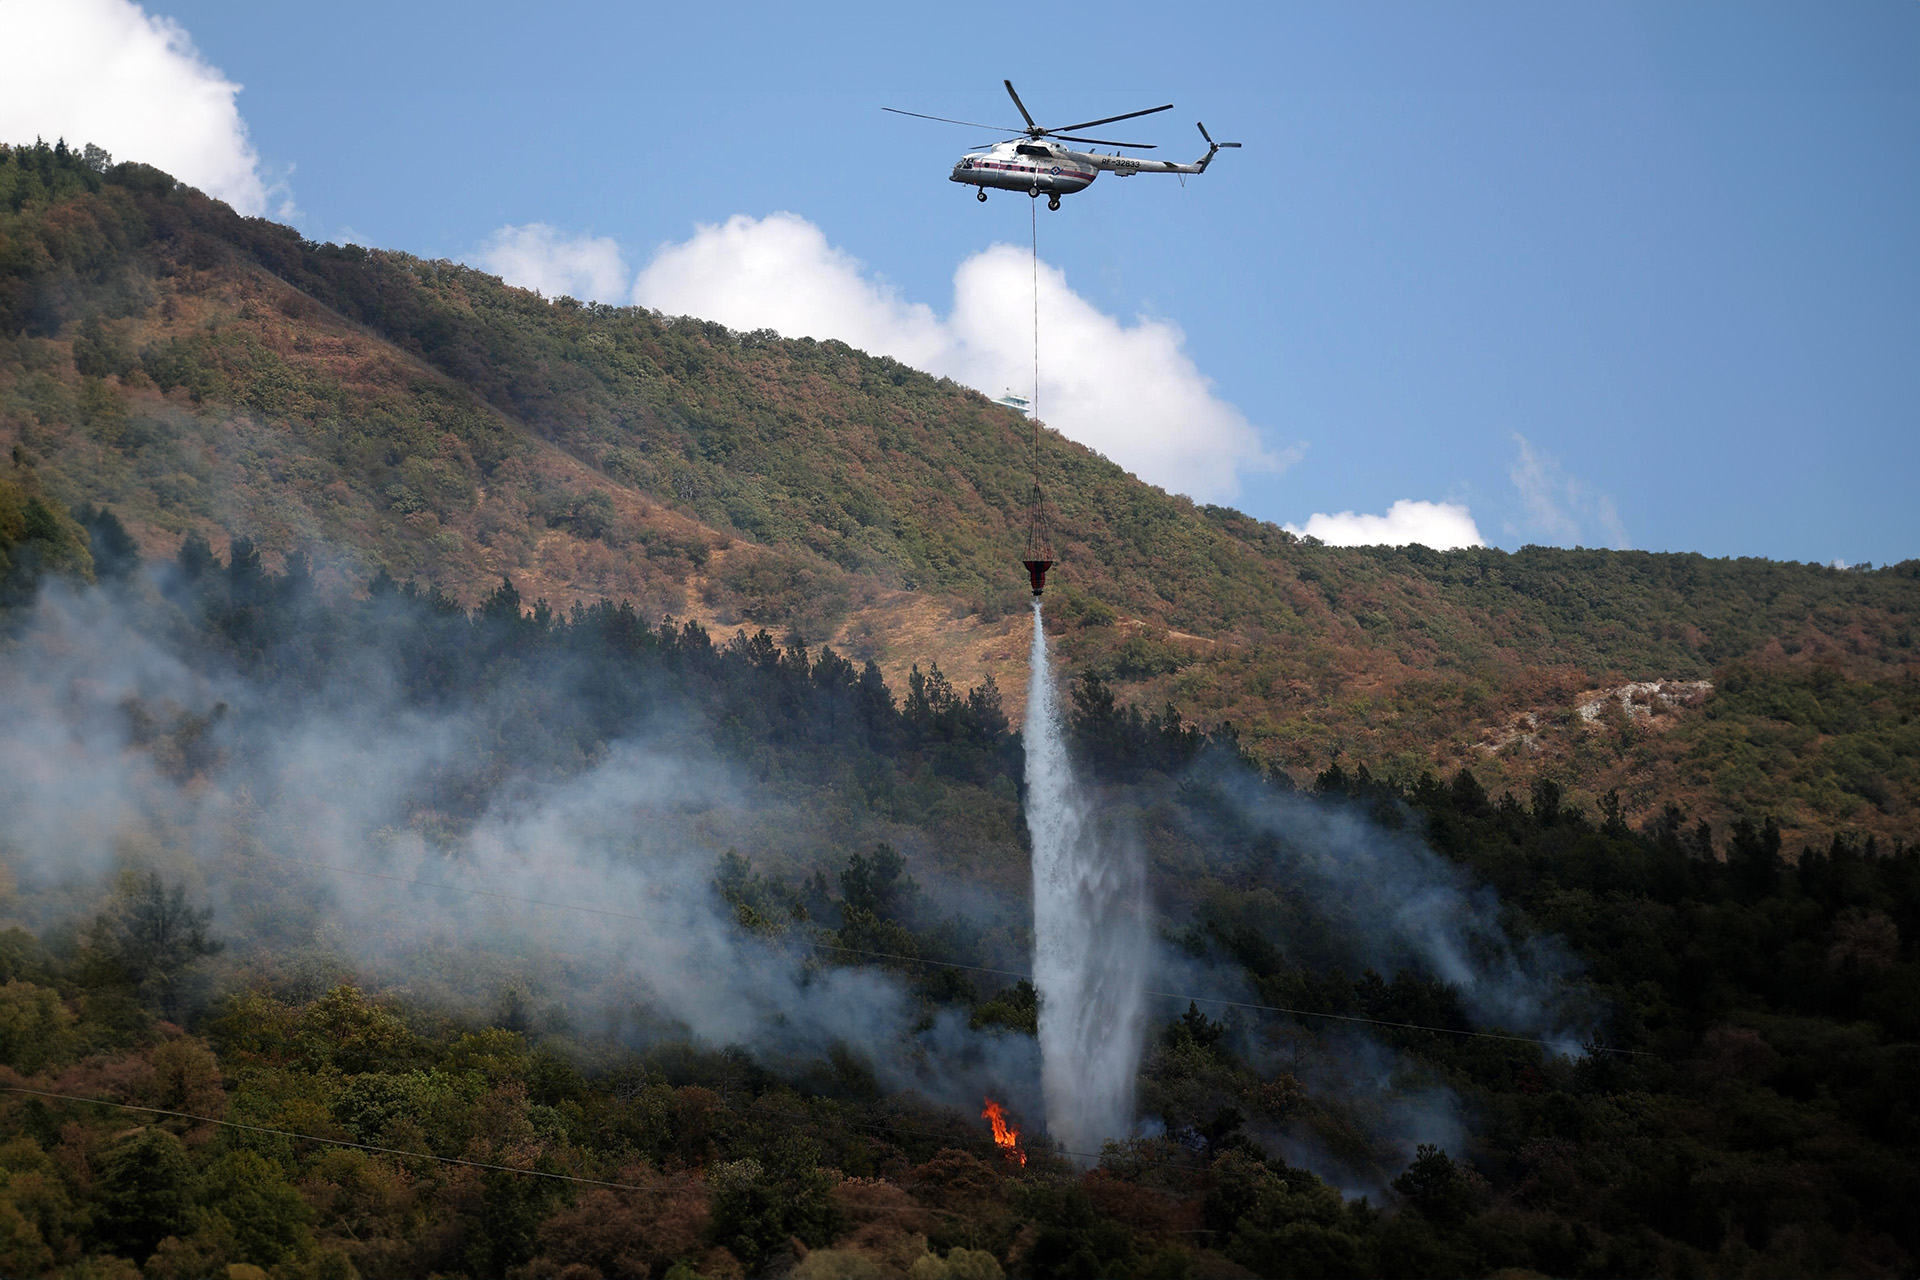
top-left (0, 500), bottom-right (1912, 1279)
top-left (0, 138), bottom-right (1917, 1279)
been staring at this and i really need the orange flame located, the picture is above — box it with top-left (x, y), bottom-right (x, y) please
top-left (982, 1097), bottom-right (1026, 1167)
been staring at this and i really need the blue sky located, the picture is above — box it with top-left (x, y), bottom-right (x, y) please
top-left (10, 1), bottom-right (1918, 563)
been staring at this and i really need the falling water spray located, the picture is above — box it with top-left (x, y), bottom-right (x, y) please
top-left (1024, 599), bottom-right (1149, 1159)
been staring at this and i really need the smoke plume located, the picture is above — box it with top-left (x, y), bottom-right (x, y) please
top-left (0, 575), bottom-right (1043, 1121)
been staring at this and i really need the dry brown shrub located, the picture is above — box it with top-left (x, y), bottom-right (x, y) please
top-left (48, 1050), bottom-right (151, 1106)
top-left (1514, 1138), bottom-right (1583, 1209)
top-left (299, 1150), bottom-right (461, 1278)
top-left (900, 1150), bottom-right (1005, 1210)
top-left (827, 1178), bottom-right (943, 1276)
top-left (53, 1121), bottom-right (96, 1193)
top-left (466, 1080), bottom-right (538, 1159)
top-left (1697, 1025), bottom-right (1778, 1082)
top-left (834, 1177), bottom-right (934, 1235)
top-left (139, 1033), bottom-right (227, 1124)
top-left (0, 1196), bottom-right (54, 1277)
top-left (143, 1228), bottom-right (235, 1280)
top-left (528, 1167), bottom-right (709, 1280)
top-left (1244, 1074), bottom-right (1303, 1118)
top-left (792, 1246), bottom-right (896, 1279)
top-left (697, 1244), bottom-right (745, 1279)
top-left (671, 1086), bottom-right (724, 1166)
top-left (1828, 908), bottom-right (1900, 973)
top-left (1079, 1170), bottom-right (1192, 1245)
top-left (900, 1151), bottom-right (1017, 1256)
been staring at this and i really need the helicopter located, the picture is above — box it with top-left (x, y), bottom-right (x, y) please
top-left (885, 80), bottom-right (1240, 210)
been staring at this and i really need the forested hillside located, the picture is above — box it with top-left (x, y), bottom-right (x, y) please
top-left (3, 140), bottom-right (1916, 850)
top-left (0, 528), bottom-right (1913, 1279)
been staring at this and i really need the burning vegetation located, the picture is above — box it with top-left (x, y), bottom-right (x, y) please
top-left (981, 1097), bottom-right (1026, 1167)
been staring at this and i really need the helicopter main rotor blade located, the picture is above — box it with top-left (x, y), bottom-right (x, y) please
top-left (1004, 80), bottom-right (1039, 130)
top-left (883, 107), bottom-right (1026, 132)
top-left (1055, 135), bottom-right (1158, 149)
top-left (1053, 102), bottom-right (1174, 133)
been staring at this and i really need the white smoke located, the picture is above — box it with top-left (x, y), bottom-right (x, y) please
top-left (0, 578), bottom-right (1041, 1117)
top-left (1023, 600), bottom-right (1149, 1158)
top-left (1264, 1030), bottom-right (1470, 1199)
top-left (1505, 433), bottom-right (1629, 549)
top-left (0, 0), bottom-right (279, 216)
top-left (1202, 772), bottom-right (1587, 1046)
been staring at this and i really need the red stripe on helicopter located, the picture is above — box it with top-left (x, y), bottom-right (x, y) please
top-left (966, 161), bottom-right (1094, 179)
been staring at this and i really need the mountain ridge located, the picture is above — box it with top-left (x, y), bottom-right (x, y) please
top-left (3, 139), bottom-right (1915, 847)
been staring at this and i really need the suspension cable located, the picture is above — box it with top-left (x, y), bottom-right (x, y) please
top-left (1031, 196), bottom-right (1040, 432)
top-left (1024, 196), bottom-right (1049, 568)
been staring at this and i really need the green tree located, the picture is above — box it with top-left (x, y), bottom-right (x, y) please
top-left (0, 479), bottom-right (94, 603)
top-left (91, 1128), bottom-right (193, 1261)
top-left (707, 1140), bottom-right (844, 1270)
top-left (464, 1169), bottom-right (551, 1278)
top-left (0, 981), bottom-right (76, 1072)
top-left (84, 871), bottom-right (222, 1020)
top-left (1023, 1184), bottom-right (1135, 1280)
top-left (839, 843), bottom-right (912, 920)
top-left (71, 504), bottom-right (140, 579)
top-left (1391, 1144), bottom-right (1475, 1227)
top-left (195, 1150), bottom-right (314, 1267)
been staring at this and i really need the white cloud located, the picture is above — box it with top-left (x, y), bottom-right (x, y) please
top-left (1506, 433), bottom-right (1629, 549)
top-left (477, 223), bottom-right (632, 304)
top-left (0, 0), bottom-right (275, 216)
top-left (1285, 499), bottom-right (1485, 550)
top-left (633, 213), bottom-right (949, 362)
top-left (626, 212), bottom-right (1280, 503)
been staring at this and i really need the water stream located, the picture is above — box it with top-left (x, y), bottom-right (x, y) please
top-left (1023, 599), bottom-right (1149, 1160)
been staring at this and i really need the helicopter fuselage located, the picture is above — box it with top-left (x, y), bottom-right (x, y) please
top-left (950, 135), bottom-right (1232, 205)
top-left (951, 141), bottom-right (1098, 197)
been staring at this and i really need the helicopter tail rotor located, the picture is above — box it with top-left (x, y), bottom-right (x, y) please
top-left (1194, 121), bottom-right (1243, 171)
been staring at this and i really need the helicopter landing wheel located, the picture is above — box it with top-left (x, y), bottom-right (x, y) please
top-left (1029, 188), bottom-right (1039, 199)
top-left (1047, 195), bottom-right (1061, 211)
top-left (977, 189), bottom-right (987, 202)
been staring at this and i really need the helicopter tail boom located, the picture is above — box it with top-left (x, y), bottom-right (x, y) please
top-left (1078, 123), bottom-right (1240, 176)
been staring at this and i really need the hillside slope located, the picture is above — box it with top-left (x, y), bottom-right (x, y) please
top-left (3, 140), bottom-right (1916, 845)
